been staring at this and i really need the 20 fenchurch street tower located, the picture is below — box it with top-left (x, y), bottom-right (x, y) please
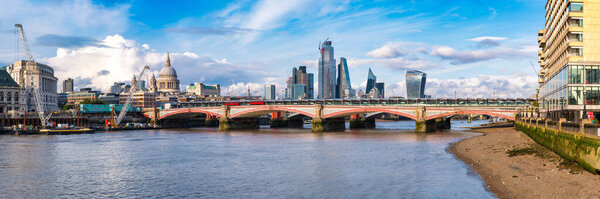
top-left (318, 39), bottom-right (336, 99)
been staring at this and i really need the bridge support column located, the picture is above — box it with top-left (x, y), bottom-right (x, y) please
top-left (415, 106), bottom-right (436, 133)
top-left (436, 118), bottom-right (451, 129)
top-left (312, 104), bottom-right (345, 132)
top-left (205, 114), bottom-right (219, 127)
top-left (350, 114), bottom-right (376, 129)
top-left (467, 114), bottom-right (472, 123)
top-left (270, 112), bottom-right (286, 128)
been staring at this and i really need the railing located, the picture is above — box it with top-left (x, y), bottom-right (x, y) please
top-left (517, 118), bottom-right (600, 138)
top-left (177, 98), bottom-right (534, 108)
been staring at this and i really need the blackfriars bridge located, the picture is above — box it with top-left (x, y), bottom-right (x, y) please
top-left (144, 98), bottom-right (534, 132)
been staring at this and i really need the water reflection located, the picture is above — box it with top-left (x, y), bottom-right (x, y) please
top-left (0, 120), bottom-right (494, 198)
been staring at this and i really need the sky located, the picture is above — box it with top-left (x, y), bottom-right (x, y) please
top-left (0, 0), bottom-right (545, 98)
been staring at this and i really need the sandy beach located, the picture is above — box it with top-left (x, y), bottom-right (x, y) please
top-left (450, 126), bottom-right (600, 198)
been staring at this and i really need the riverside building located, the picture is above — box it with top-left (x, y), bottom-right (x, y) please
top-left (5, 60), bottom-right (58, 111)
top-left (406, 70), bottom-right (427, 99)
top-left (537, 0), bottom-right (600, 121)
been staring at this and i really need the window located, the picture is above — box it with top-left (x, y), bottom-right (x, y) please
top-left (569, 86), bottom-right (583, 105)
top-left (14, 92), bottom-right (18, 102)
top-left (569, 65), bottom-right (583, 84)
top-left (7, 92), bottom-right (12, 102)
top-left (0, 92), bottom-right (3, 101)
top-left (570, 2), bottom-right (583, 12)
top-left (586, 66), bottom-right (600, 84)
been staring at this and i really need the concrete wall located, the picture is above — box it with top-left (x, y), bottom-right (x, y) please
top-left (515, 122), bottom-right (600, 174)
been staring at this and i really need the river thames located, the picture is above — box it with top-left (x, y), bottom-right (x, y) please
top-left (0, 120), bottom-right (495, 198)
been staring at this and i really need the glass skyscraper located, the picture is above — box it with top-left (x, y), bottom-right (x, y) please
top-left (336, 57), bottom-right (355, 98)
top-left (375, 82), bottom-right (385, 98)
top-left (406, 70), bottom-right (427, 98)
top-left (286, 66), bottom-right (314, 99)
top-left (366, 68), bottom-right (376, 94)
top-left (318, 40), bottom-right (336, 99)
top-left (264, 84), bottom-right (276, 100)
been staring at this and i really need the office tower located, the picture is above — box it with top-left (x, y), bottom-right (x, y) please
top-left (376, 82), bottom-right (385, 98)
top-left (287, 66), bottom-right (314, 99)
top-left (337, 57), bottom-right (355, 98)
top-left (405, 70), bottom-right (427, 98)
top-left (264, 84), bottom-right (276, 100)
top-left (366, 68), bottom-right (376, 94)
top-left (537, 0), bottom-right (600, 120)
top-left (62, 78), bottom-right (73, 93)
top-left (318, 39), bottom-right (336, 99)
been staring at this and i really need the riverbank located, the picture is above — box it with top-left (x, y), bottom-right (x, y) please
top-left (450, 126), bottom-right (600, 198)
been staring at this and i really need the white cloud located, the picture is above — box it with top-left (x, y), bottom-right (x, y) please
top-left (42, 34), bottom-right (273, 92)
top-left (366, 42), bottom-right (407, 58)
top-left (348, 57), bottom-right (435, 70)
top-left (430, 46), bottom-right (528, 64)
top-left (468, 37), bottom-right (507, 42)
top-left (0, 0), bottom-right (130, 62)
top-left (424, 75), bottom-right (537, 98)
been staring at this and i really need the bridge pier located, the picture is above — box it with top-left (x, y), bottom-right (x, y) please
top-left (415, 106), bottom-right (437, 133)
top-left (312, 104), bottom-right (345, 132)
top-left (205, 114), bottom-right (219, 127)
top-left (218, 117), bottom-right (259, 130)
top-left (467, 114), bottom-right (472, 123)
top-left (349, 114), bottom-right (375, 129)
top-left (270, 112), bottom-right (304, 128)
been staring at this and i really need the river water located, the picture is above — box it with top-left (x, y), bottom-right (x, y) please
top-left (0, 120), bottom-right (495, 198)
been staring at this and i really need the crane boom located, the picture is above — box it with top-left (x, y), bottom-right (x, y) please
top-left (15, 24), bottom-right (34, 62)
top-left (114, 66), bottom-right (150, 126)
top-left (16, 24), bottom-right (49, 127)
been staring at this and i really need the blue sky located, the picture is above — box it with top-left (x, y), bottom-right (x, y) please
top-left (0, 0), bottom-right (545, 98)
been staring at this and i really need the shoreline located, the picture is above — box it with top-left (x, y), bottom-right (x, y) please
top-left (450, 124), bottom-right (600, 198)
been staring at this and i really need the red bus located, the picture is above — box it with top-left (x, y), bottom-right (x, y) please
top-left (249, 101), bottom-right (265, 105)
top-left (224, 102), bottom-right (239, 106)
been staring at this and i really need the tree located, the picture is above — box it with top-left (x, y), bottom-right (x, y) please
top-left (80, 98), bottom-right (106, 105)
top-left (61, 104), bottom-right (73, 110)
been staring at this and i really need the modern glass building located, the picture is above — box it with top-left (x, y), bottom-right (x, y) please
top-left (291, 84), bottom-right (307, 99)
top-left (366, 68), bottom-right (376, 94)
top-left (337, 57), bottom-right (355, 98)
top-left (318, 39), bottom-right (336, 99)
top-left (537, 0), bottom-right (600, 121)
top-left (264, 84), bottom-right (276, 100)
top-left (286, 66), bottom-right (314, 99)
top-left (376, 82), bottom-right (385, 98)
top-left (406, 70), bottom-right (427, 98)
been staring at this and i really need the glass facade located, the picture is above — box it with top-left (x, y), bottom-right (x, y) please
top-left (405, 70), bottom-right (427, 98)
top-left (336, 57), bottom-right (355, 98)
top-left (540, 65), bottom-right (600, 110)
top-left (366, 68), bottom-right (376, 94)
top-left (318, 40), bottom-right (336, 99)
top-left (264, 84), bottom-right (276, 100)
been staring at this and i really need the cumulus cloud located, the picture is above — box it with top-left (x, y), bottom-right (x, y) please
top-left (430, 46), bottom-right (527, 64)
top-left (425, 75), bottom-right (537, 98)
top-left (348, 57), bottom-right (435, 70)
top-left (41, 34), bottom-right (272, 92)
top-left (366, 42), bottom-right (406, 58)
top-left (0, 0), bottom-right (130, 63)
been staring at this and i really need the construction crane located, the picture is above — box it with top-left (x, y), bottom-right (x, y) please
top-left (114, 66), bottom-right (150, 127)
top-left (15, 24), bottom-right (51, 127)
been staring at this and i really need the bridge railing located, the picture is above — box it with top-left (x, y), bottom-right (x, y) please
top-left (517, 118), bottom-right (600, 138)
top-left (177, 98), bottom-right (534, 108)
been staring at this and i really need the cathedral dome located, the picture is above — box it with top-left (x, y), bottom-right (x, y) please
top-left (159, 65), bottom-right (177, 77)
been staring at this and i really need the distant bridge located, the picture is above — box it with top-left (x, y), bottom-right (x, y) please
top-left (144, 98), bottom-right (533, 132)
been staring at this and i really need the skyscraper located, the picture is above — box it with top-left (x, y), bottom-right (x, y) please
top-left (62, 78), bottom-right (73, 93)
top-left (318, 39), bottom-right (336, 99)
top-left (366, 68), bottom-right (376, 94)
top-left (406, 70), bottom-right (427, 98)
top-left (376, 82), bottom-right (385, 98)
top-left (337, 57), bottom-right (355, 98)
top-left (264, 84), bottom-right (276, 100)
top-left (286, 66), bottom-right (314, 99)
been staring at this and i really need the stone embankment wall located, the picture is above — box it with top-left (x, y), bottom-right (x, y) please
top-left (515, 120), bottom-right (600, 174)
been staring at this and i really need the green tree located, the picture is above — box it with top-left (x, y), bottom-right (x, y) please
top-left (80, 98), bottom-right (106, 105)
top-left (61, 104), bottom-right (73, 110)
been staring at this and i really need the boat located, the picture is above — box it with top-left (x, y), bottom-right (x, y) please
top-left (40, 128), bottom-right (95, 135)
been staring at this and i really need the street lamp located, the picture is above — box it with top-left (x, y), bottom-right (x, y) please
top-left (583, 90), bottom-right (588, 119)
top-left (560, 97), bottom-right (565, 119)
